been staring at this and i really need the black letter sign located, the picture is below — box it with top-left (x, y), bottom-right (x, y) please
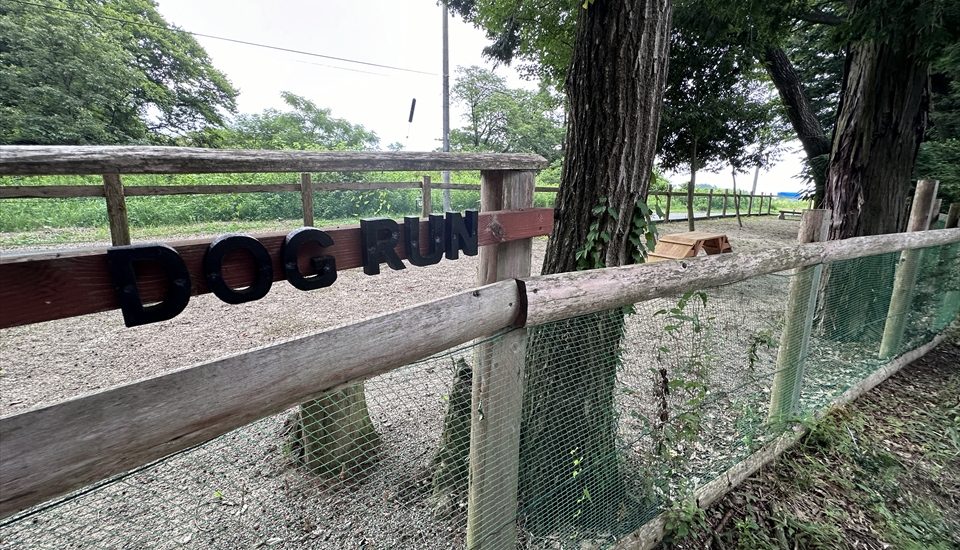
top-left (283, 227), bottom-right (337, 290)
top-left (360, 218), bottom-right (406, 275)
top-left (107, 244), bottom-right (191, 327)
top-left (203, 234), bottom-right (273, 304)
top-left (404, 215), bottom-right (444, 267)
top-left (445, 210), bottom-right (479, 260)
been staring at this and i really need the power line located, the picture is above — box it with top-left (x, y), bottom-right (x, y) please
top-left (8, 0), bottom-right (438, 77)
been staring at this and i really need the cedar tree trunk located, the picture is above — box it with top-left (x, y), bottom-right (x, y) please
top-left (820, 8), bottom-right (930, 340)
top-left (519, 0), bottom-right (672, 535)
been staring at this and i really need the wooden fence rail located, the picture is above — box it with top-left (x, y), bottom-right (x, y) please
top-left (2, 225), bottom-right (958, 518)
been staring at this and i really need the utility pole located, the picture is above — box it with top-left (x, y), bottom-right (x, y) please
top-left (442, 3), bottom-right (452, 212)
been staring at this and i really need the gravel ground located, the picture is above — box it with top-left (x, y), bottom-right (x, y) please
top-left (0, 216), bottom-right (808, 548)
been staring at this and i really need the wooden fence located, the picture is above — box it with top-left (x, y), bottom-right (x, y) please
top-left (0, 146), bottom-right (775, 247)
top-left (1, 147), bottom-right (956, 548)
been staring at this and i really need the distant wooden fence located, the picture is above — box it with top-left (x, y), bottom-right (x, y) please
top-left (648, 187), bottom-right (776, 221)
top-left (0, 146), bottom-right (775, 247)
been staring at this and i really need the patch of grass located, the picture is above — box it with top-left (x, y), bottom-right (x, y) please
top-left (661, 341), bottom-right (960, 549)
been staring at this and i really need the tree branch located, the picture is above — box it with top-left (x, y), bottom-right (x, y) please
top-left (795, 10), bottom-right (844, 26)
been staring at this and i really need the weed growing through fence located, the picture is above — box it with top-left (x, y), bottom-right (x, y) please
top-left (647, 289), bottom-right (717, 545)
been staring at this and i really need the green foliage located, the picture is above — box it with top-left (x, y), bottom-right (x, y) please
top-left (449, 66), bottom-right (564, 162)
top-left (650, 291), bottom-right (712, 503)
top-left (0, 0), bottom-right (237, 144)
top-left (575, 198), bottom-right (659, 270)
top-left (916, 140), bottom-right (960, 208)
top-left (194, 92), bottom-right (378, 151)
top-left (659, 6), bottom-right (784, 176)
top-left (445, 0), bottom-right (576, 85)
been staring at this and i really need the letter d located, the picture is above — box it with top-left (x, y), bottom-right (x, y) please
top-left (107, 244), bottom-right (191, 327)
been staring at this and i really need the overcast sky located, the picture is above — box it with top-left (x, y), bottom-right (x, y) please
top-left (154, 0), bottom-right (806, 193)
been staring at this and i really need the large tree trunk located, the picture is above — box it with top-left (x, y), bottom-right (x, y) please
top-left (762, 46), bottom-right (832, 203)
top-left (820, 4), bottom-right (930, 341)
top-left (519, 0), bottom-right (672, 535)
top-left (823, 41), bottom-right (929, 239)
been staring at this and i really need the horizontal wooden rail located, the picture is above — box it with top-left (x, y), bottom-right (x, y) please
top-left (0, 208), bottom-right (553, 329)
top-left (0, 146), bottom-right (549, 175)
top-left (524, 227), bottom-right (960, 325)
top-left (0, 280), bottom-right (523, 518)
top-left (0, 182), bottom-right (438, 198)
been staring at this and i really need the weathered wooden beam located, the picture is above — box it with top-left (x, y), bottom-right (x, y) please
top-left (0, 281), bottom-right (522, 519)
top-left (468, 170), bottom-right (534, 549)
top-left (0, 185), bottom-right (105, 198)
top-left (524, 227), bottom-right (960, 326)
top-left (0, 208), bottom-right (554, 329)
top-left (0, 182), bottom-right (431, 197)
top-left (0, 146), bottom-right (549, 175)
top-left (879, 180), bottom-right (939, 359)
top-left (768, 210), bottom-right (830, 424)
top-left (102, 174), bottom-right (130, 246)
top-left (420, 175), bottom-right (432, 218)
top-left (300, 173), bottom-right (314, 227)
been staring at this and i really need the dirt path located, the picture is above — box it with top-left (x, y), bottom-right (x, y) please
top-left (661, 334), bottom-right (960, 549)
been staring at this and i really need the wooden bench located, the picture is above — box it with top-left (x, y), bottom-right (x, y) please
top-left (647, 232), bottom-right (732, 263)
top-left (778, 210), bottom-right (802, 220)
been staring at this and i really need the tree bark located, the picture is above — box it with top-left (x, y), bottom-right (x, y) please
top-left (288, 384), bottom-right (381, 480)
top-left (762, 46), bottom-right (832, 203)
top-left (431, 357), bottom-right (472, 517)
top-left (823, 38), bottom-right (930, 239)
top-left (688, 139), bottom-right (697, 231)
top-left (820, 3), bottom-right (930, 340)
top-left (542, 0), bottom-right (672, 272)
top-left (520, 0), bottom-right (672, 535)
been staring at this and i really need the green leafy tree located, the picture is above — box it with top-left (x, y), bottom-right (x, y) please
top-left (0, 0), bottom-right (237, 144)
top-left (658, 11), bottom-right (779, 230)
top-left (213, 92), bottom-right (379, 150)
top-left (916, 42), bottom-right (960, 209)
top-left (449, 66), bottom-right (564, 162)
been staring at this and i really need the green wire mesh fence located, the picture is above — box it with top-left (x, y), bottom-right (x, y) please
top-left (1, 241), bottom-right (957, 549)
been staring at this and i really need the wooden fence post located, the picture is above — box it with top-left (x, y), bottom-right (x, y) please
top-left (767, 209), bottom-right (831, 424)
top-left (928, 198), bottom-right (942, 229)
top-left (102, 173), bottom-right (130, 246)
top-left (421, 175), bottom-right (432, 218)
top-left (935, 202), bottom-right (960, 327)
top-left (664, 188), bottom-right (672, 222)
top-left (767, 194), bottom-right (773, 215)
top-left (946, 203), bottom-right (960, 229)
top-left (879, 180), bottom-right (939, 359)
top-left (467, 169), bottom-right (534, 549)
top-left (747, 194), bottom-right (754, 216)
top-left (300, 172), bottom-right (314, 226)
top-left (706, 189), bottom-right (714, 218)
top-left (722, 190), bottom-right (728, 217)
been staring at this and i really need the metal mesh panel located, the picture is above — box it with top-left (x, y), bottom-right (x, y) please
top-left (1, 242), bottom-right (957, 549)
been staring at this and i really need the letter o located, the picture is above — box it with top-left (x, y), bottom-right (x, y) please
top-left (203, 234), bottom-right (273, 304)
